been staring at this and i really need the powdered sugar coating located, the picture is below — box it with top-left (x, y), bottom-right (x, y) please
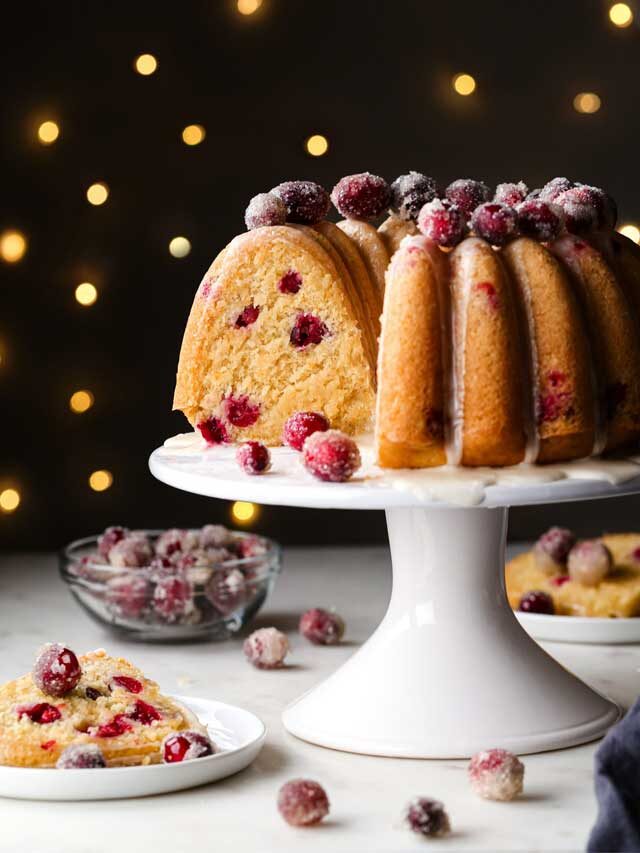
top-left (390, 171), bottom-right (438, 222)
top-left (271, 181), bottom-right (330, 225)
top-left (445, 178), bottom-right (491, 219)
top-left (494, 181), bottom-right (529, 206)
top-left (417, 198), bottom-right (467, 247)
top-left (567, 540), bottom-right (612, 586)
top-left (302, 429), bottom-right (361, 482)
top-left (277, 779), bottom-right (330, 826)
top-left (243, 627), bottom-right (289, 669)
top-left (405, 797), bottom-right (451, 837)
top-left (539, 177), bottom-right (573, 202)
top-left (244, 192), bottom-right (287, 230)
top-left (468, 748), bottom-right (524, 801)
top-left (331, 172), bottom-right (391, 220)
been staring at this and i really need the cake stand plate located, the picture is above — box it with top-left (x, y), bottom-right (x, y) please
top-left (150, 439), bottom-right (640, 758)
top-left (516, 611), bottom-right (640, 645)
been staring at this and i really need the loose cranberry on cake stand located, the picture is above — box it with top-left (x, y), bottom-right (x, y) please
top-left (331, 172), bottom-right (391, 220)
top-left (282, 411), bottom-right (329, 451)
top-left (277, 779), bottom-right (330, 827)
top-left (389, 171), bottom-right (438, 222)
top-left (302, 430), bottom-right (361, 483)
top-left (417, 198), bottom-right (467, 247)
top-left (236, 441), bottom-right (271, 475)
top-left (299, 608), bottom-right (345, 645)
top-left (567, 540), bottom-right (612, 586)
top-left (404, 797), bottom-right (451, 838)
top-left (270, 181), bottom-right (330, 225)
top-left (468, 748), bottom-right (524, 801)
top-left (32, 644), bottom-right (81, 697)
top-left (243, 627), bottom-right (289, 669)
top-left (56, 743), bottom-right (107, 769)
top-left (162, 730), bottom-right (215, 763)
top-left (244, 192), bottom-right (287, 230)
top-left (445, 178), bottom-right (491, 219)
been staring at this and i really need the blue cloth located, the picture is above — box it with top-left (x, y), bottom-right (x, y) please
top-left (588, 698), bottom-right (640, 852)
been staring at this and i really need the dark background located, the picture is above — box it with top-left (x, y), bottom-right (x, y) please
top-left (2, 0), bottom-right (639, 550)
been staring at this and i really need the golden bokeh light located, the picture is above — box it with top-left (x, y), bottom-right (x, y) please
top-left (75, 282), bottom-right (98, 306)
top-left (0, 230), bottom-right (27, 263)
top-left (0, 488), bottom-right (21, 513)
top-left (169, 236), bottom-right (191, 258)
top-left (134, 54), bottom-right (158, 75)
top-left (305, 134), bottom-right (329, 157)
top-left (231, 501), bottom-right (258, 523)
top-left (86, 183), bottom-right (109, 205)
top-left (37, 121), bottom-right (60, 145)
top-left (89, 470), bottom-right (113, 492)
top-left (182, 124), bottom-right (206, 146)
top-left (452, 73), bottom-right (476, 96)
top-left (237, 0), bottom-right (262, 14)
top-left (609, 3), bottom-right (634, 26)
top-left (573, 92), bottom-right (601, 114)
top-left (70, 390), bottom-right (95, 413)
top-left (619, 223), bottom-right (640, 243)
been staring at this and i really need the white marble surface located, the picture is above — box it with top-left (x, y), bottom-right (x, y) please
top-left (0, 545), bottom-right (638, 852)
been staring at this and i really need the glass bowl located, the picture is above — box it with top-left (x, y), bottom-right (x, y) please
top-left (60, 529), bottom-right (282, 642)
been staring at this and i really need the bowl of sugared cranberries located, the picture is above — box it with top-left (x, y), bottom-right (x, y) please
top-left (60, 525), bottom-right (282, 642)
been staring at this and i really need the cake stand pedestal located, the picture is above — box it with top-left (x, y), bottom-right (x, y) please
top-left (150, 443), bottom-right (640, 758)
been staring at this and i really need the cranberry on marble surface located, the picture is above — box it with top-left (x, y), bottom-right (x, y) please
top-left (278, 269), bottom-right (303, 294)
top-left (518, 590), bottom-right (555, 615)
top-left (56, 743), bottom-right (106, 769)
top-left (445, 178), bottom-right (491, 219)
top-left (244, 192), bottom-right (287, 230)
top-left (197, 416), bottom-right (230, 446)
top-left (17, 703), bottom-right (62, 724)
top-left (567, 540), bottom-right (612, 587)
top-left (417, 198), bottom-right (467, 247)
top-left (237, 441), bottom-right (271, 475)
top-left (106, 574), bottom-right (151, 619)
top-left (290, 313), bottom-right (329, 348)
top-left (243, 627), bottom-right (289, 669)
top-left (277, 779), bottom-right (330, 826)
top-left (331, 172), bottom-right (391, 220)
top-left (153, 575), bottom-right (194, 623)
top-left (33, 644), bottom-right (81, 697)
top-left (471, 202), bottom-right (518, 246)
top-left (389, 171), bottom-right (438, 222)
top-left (271, 181), bottom-right (330, 225)
top-left (302, 430), bottom-right (361, 483)
top-left (405, 797), bottom-right (451, 838)
top-left (163, 730), bottom-right (214, 763)
top-left (235, 303), bottom-right (261, 328)
top-left (494, 181), bottom-right (529, 207)
top-left (282, 411), bottom-right (329, 451)
top-left (516, 199), bottom-right (564, 242)
top-left (468, 748), bottom-right (524, 801)
top-left (299, 608), bottom-right (345, 645)
top-left (110, 675), bottom-right (143, 694)
top-left (534, 526), bottom-right (576, 574)
top-left (98, 526), bottom-right (128, 559)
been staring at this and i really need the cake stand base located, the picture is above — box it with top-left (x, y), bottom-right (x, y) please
top-left (282, 506), bottom-right (620, 758)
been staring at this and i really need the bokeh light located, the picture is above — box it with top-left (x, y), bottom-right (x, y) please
top-left (305, 134), bottom-right (329, 157)
top-left (0, 488), bottom-right (21, 513)
top-left (452, 73), bottom-right (476, 96)
top-left (89, 470), bottom-right (113, 492)
top-left (619, 223), bottom-right (640, 243)
top-left (134, 54), bottom-right (158, 75)
top-left (0, 230), bottom-right (27, 263)
top-left (237, 0), bottom-right (262, 14)
top-left (609, 3), bottom-right (634, 26)
top-left (37, 121), bottom-right (60, 145)
top-left (231, 501), bottom-right (257, 523)
top-left (169, 236), bottom-right (191, 258)
top-left (75, 282), bottom-right (98, 306)
top-left (182, 124), bottom-right (206, 146)
top-left (573, 92), bottom-right (601, 114)
top-left (86, 183), bottom-right (109, 205)
top-left (70, 390), bottom-right (95, 413)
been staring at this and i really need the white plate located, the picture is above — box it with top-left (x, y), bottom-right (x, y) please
top-left (516, 611), bottom-right (640, 644)
top-left (0, 696), bottom-right (266, 801)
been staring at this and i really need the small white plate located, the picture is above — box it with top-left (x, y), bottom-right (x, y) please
top-left (516, 611), bottom-right (640, 644)
top-left (0, 696), bottom-right (266, 801)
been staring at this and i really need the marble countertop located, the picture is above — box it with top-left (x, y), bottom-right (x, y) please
top-left (0, 545), bottom-right (638, 853)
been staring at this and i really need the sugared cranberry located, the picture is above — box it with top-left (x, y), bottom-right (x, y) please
top-left (93, 714), bottom-right (132, 738)
top-left (331, 172), bottom-right (391, 220)
top-left (243, 627), bottom-right (289, 669)
top-left (417, 198), bottom-right (467, 247)
top-left (567, 540), bottom-right (612, 587)
top-left (468, 749), bottom-right (524, 801)
top-left (564, 185), bottom-right (614, 229)
top-left (153, 575), bottom-right (194, 623)
top-left (98, 526), bottom-right (128, 559)
top-left (56, 743), bottom-right (106, 769)
top-left (555, 187), bottom-right (599, 234)
top-left (237, 441), bottom-right (271, 475)
top-left (282, 411), bottom-right (329, 451)
top-left (223, 394), bottom-right (261, 428)
top-left (235, 303), bottom-right (261, 328)
top-left (299, 608), bottom-right (345, 645)
top-left (200, 524), bottom-right (233, 549)
top-left (206, 568), bottom-right (246, 615)
top-left (17, 703), bottom-right (62, 724)
top-left (405, 798), bottom-right (451, 838)
top-left (302, 429), bottom-right (361, 483)
top-left (105, 574), bottom-right (151, 619)
top-left (389, 172), bottom-right (438, 222)
top-left (534, 526), bottom-right (576, 574)
top-left (156, 528), bottom-right (199, 558)
top-left (471, 202), bottom-right (517, 246)
top-left (33, 644), bottom-right (81, 697)
top-left (277, 779), bottom-right (330, 827)
top-left (197, 416), bottom-right (230, 446)
top-left (445, 178), bottom-right (491, 219)
top-left (289, 313), bottom-right (329, 348)
top-left (518, 590), bottom-right (555, 615)
top-left (162, 730), bottom-right (214, 763)
top-left (108, 533), bottom-right (153, 568)
top-left (244, 192), bottom-right (287, 230)
top-left (494, 181), bottom-right (529, 207)
top-left (129, 700), bottom-right (162, 725)
top-left (110, 675), bottom-right (143, 694)
top-left (278, 270), bottom-right (303, 294)
top-left (235, 534), bottom-right (268, 559)
top-left (605, 381), bottom-right (628, 421)
top-left (270, 181), bottom-right (330, 225)
top-left (516, 199), bottom-right (564, 242)
top-left (539, 177), bottom-right (574, 202)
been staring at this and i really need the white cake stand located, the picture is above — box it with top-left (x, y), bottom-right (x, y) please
top-left (149, 440), bottom-right (640, 758)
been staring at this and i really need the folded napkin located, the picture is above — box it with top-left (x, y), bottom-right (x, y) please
top-left (588, 698), bottom-right (640, 853)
